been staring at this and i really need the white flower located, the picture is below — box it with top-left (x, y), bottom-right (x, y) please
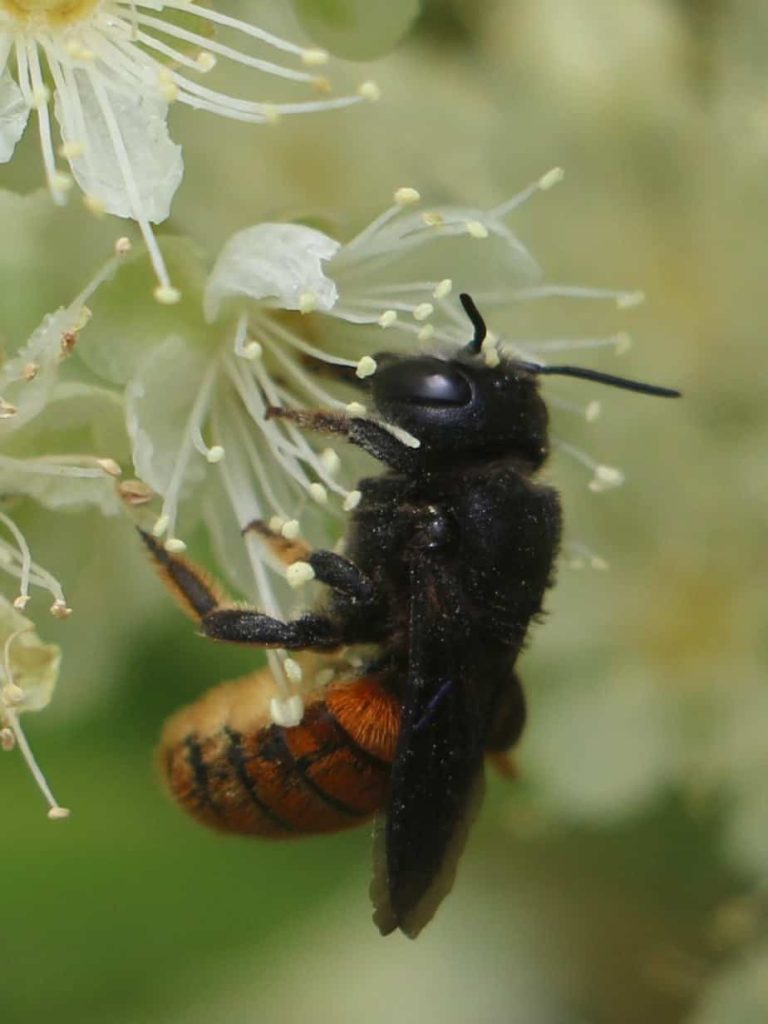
top-left (0, 1), bottom-right (377, 302)
top-left (122, 170), bottom-right (643, 707)
top-left (0, 235), bottom-right (130, 618)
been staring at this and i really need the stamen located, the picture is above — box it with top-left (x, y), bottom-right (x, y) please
top-left (555, 440), bottom-right (625, 492)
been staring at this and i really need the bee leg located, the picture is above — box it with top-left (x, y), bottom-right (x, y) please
top-left (244, 520), bottom-right (377, 604)
top-left (266, 405), bottom-right (418, 472)
top-left (200, 608), bottom-right (341, 650)
top-left (139, 529), bottom-right (225, 620)
top-left (306, 550), bottom-right (377, 603)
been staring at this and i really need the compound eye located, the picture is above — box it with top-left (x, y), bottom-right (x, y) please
top-left (375, 359), bottom-right (473, 408)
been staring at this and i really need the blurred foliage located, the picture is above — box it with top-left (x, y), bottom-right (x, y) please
top-left (1, 1), bottom-right (767, 1022)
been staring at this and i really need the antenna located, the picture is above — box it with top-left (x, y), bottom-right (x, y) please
top-left (458, 291), bottom-right (681, 398)
top-left (519, 362), bottom-right (681, 398)
top-left (459, 293), bottom-right (486, 355)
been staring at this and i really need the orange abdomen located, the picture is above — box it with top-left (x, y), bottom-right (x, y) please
top-left (158, 669), bottom-right (400, 838)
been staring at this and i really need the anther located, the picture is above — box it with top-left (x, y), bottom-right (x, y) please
top-left (0, 400), bottom-right (17, 418)
top-left (119, 479), bottom-right (154, 506)
top-left (154, 285), bottom-right (182, 305)
top-left (617, 291), bottom-right (645, 309)
top-left (614, 331), bottom-right (632, 355)
top-left (13, 596), bottom-right (29, 611)
top-left (299, 291), bottom-right (318, 313)
top-left (286, 561), bottom-right (315, 588)
top-left (281, 520), bottom-right (301, 540)
top-left (378, 310), bottom-right (398, 328)
top-left (96, 458), bottom-right (122, 477)
top-left (418, 324), bottom-right (435, 342)
top-left (308, 483), bottom-right (328, 504)
top-left (345, 402), bottom-right (367, 418)
top-left (284, 658), bottom-right (303, 685)
top-left (152, 514), bottom-right (170, 537)
top-left (0, 728), bottom-right (14, 751)
top-left (165, 538), bottom-right (187, 553)
top-left (83, 194), bottom-right (106, 216)
top-left (538, 167), bottom-right (565, 190)
top-left (47, 807), bottom-right (71, 821)
top-left (358, 81), bottom-right (382, 102)
top-left (394, 187), bottom-right (420, 206)
top-left (589, 465), bottom-right (625, 492)
top-left (50, 600), bottom-right (72, 620)
top-left (269, 694), bottom-right (304, 728)
top-left (196, 51), bottom-right (217, 72)
top-left (319, 448), bottom-right (341, 475)
top-left (356, 356), bottom-right (377, 379)
top-left (465, 220), bottom-right (489, 239)
top-left (206, 446), bottom-right (225, 464)
top-left (585, 401), bottom-right (601, 422)
top-left (433, 279), bottom-right (453, 299)
top-left (343, 491), bottom-right (362, 512)
top-left (301, 47), bottom-right (329, 66)
top-left (413, 303), bottom-right (434, 322)
top-left (115, 237), bottom-right (132, 255)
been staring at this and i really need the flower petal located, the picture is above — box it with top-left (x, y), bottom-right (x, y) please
top-left (55, 72), bottom-right (183, 223)
top-left (126, 335), bottom-right (209, 496)
top-left (0, 72), bottom-right (29, 163)
top-left (204, 223), bottom-right (341, 322)
top-left (0, 597), bottom-right (61, 714)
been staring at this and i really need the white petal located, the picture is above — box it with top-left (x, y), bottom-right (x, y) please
top-left (126, 335), bottom-right (209, 495)
top-left (0, 597), bottom-right (60, 713)
top-left (55, 72), bottom-right (183, 223)
top-left (204, 223), bottom-right (341, 323)
top-left (0, 72), bottom-right (29, 163)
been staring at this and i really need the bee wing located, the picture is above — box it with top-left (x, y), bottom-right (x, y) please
top-left (371, 558), bottom-right (488, 938)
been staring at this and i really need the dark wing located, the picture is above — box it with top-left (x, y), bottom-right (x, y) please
top-left (371, 553), bottom-right (488, 938)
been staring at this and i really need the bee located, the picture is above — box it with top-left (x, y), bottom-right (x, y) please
top-left (141, 294), bottom-right (680, 937)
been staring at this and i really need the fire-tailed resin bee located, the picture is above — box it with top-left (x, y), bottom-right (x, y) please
top-left (142, 294), bottom-right (680, 937)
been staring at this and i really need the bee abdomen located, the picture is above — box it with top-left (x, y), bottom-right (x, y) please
top-left (159, 670), bottom-right (399, 838)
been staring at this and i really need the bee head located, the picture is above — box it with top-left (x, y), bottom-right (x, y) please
top-left (369, 294), bottom-right (680, 468)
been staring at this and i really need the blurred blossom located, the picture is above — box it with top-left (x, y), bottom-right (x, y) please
top-left (0, 594), bottom-right (68, 819)
top-left (0, 1), bottom-right (378, 301)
